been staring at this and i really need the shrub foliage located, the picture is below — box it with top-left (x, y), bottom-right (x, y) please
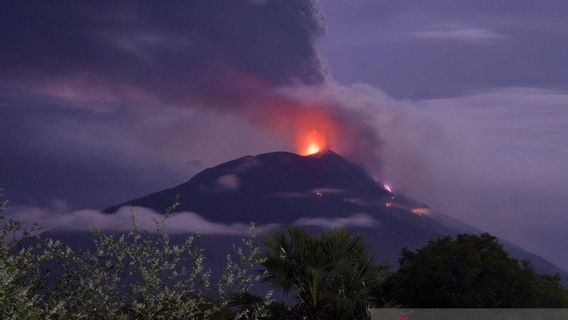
top-left (0, 196), bottom-right (272, 320)
top-left (379, 233), bottom-right (568, 308)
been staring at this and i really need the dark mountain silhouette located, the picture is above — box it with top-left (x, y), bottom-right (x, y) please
top-left (105, 150), bottom-right (568, 284)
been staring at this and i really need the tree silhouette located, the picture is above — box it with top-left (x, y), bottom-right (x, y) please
top-left (262, 228), bottom-right (388, 319)
top-left (378, 233), bottom-right (568, 308)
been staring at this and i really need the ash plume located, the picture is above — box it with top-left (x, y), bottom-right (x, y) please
top-left (0, 0), bottom-right (385, 175)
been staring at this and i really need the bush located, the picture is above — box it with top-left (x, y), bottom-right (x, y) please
top-left (378, 233), bottom-right (568, 308)
top-left (0, 195), bottom-right (274, 320)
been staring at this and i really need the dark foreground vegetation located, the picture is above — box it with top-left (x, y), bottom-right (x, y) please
top-left (377, 234), bottom-right (568, 308)
top-left (1, 195), bottom-right (568, 319)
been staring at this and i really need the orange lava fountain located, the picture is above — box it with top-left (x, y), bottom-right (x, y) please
top-left (298, 129), bottom-right (327, 155)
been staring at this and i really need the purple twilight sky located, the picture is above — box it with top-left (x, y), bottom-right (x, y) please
top-left (1, 1), bottom-right (567, 270)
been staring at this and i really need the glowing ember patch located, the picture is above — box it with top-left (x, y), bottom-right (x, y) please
top-left (411, 208), bottom-right (430, 216)
top-left (298, 129), bottom-right (326, 156)
top-left (383, 184), bottom-right (393, 193)
top-left (306, 143), bottom-right (320, 155)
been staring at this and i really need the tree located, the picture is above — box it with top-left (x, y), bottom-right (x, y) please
top-left (378, 233), bottom-right (568, 308)
top-left (262, 228), bottom-right (388, 319)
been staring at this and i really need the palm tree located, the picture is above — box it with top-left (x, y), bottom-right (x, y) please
top-left (261, 228), bottom-right (388, 319)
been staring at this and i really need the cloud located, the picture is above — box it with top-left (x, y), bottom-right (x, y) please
top-left (411, 24), bottom-right (506, 43)
top-left (235, 156), bottom-right (262, 172)
top-left (7, 204), bottom-right (383, 234)
top-left (216, 174), bottom-right (240, 191)
top-left (294, 213), bottom-right (380, 229)
top-left (7, 204), bottom-right (278, 235)
top-left (311, 188), bottom-right (346, 194)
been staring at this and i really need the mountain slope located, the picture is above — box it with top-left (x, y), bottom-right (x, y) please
top-left (105, 150), bottom-right (568, 283)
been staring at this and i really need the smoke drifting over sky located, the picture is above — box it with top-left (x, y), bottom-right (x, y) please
top-left (1, 0), bottom-right (568, 270)
top-left (0, 0), bottom-right (385, 196)
top-left (1, 1), bottom-right (326, 100)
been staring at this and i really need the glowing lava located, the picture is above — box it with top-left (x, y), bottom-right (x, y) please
top-left (298, 129), bottom-right (327, 156)
top-left (306, 143), bottom-right (320, 155)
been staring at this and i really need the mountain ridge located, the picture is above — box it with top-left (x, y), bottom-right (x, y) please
top-left (104, 150), bottom-right (568, 284)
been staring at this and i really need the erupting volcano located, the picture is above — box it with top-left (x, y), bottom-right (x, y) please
top-left (289, 108), bottom-right (339, 156)
top-left (103, 150), bottom-right (568, 285)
